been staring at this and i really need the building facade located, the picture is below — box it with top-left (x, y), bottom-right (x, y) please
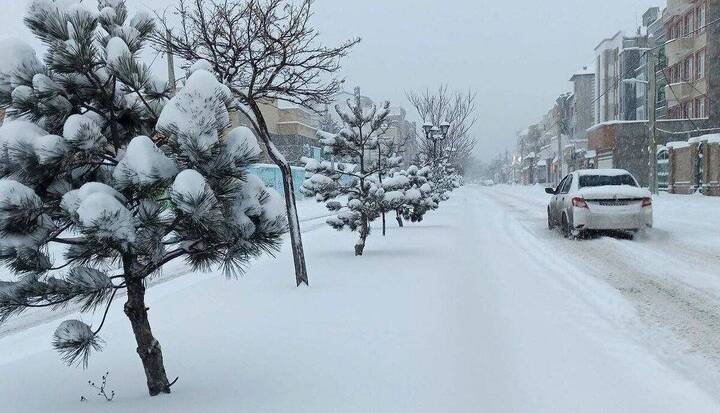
top-left (636, 7), bottom-right (668, 121)
top-left (663, 0), bottom-right (712, 120)
top-left (568, 68), bottom-right (596, 141)
top-left (232, 98), bottom-right (322, 166)
top-left (595, 32), bottom-right (649, 123)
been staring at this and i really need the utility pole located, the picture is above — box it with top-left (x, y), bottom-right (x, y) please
top-left (166, 30), bottom-right (177, 94)
top-left (556, 95), bottom-right (567, 182)
top-left (648, 50), bottom-right (658, 194)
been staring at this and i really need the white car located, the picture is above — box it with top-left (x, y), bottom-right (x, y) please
top-left (546, 169), bottom-right (653, 238)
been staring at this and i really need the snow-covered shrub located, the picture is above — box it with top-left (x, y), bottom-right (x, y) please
top-left (0, 0), bottom-right (285, 397)
top-left (385, 165), bottom-right (438, 224)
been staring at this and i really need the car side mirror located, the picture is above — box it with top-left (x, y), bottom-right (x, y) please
top-left (545, 187), bottom-right (556, 195)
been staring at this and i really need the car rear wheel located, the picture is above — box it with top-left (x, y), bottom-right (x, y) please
top-left (547, 209), bottom-right (555, 230)
top-left (561, 213), bottom-right (570, 238)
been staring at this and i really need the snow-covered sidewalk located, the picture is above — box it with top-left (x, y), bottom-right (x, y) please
top-left (0, 185), bottom-right (718, 412)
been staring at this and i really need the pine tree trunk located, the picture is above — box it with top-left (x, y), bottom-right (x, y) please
top-left (355, 214), bottom-right (369, 256)
top-left (382, 212), bottom-right (386, 236)
top-left (123, 258), bottom-right (171, 396)
top-left (396, 211), bottom-right (404, 227)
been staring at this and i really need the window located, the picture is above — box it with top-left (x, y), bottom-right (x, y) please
top-left (687, 100), bottom-right (695, 118)
top-left (578, 174), bottom-right (637, 188)
top-left (698, 4), bottom-right (706, 32)
top-left (687, 12), bottom-right (695, 33)
top-left (682, 101), bottom-right (691, 118)
top-left (697, 50), bottom-right (706, 79)
top-left (695, 98), bottom-right (706, 118)
top-left (684, 57), bottom-right (693, 81)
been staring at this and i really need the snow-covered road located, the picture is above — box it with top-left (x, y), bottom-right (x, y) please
top-left (1, 185), bottom-right (719, 412)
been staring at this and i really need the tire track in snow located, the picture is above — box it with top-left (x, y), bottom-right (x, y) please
top-left (478, 185), bottom-right (720, 398)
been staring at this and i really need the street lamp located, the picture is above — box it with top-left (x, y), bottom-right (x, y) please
top-left (423, 119), bottom-right (450, 165)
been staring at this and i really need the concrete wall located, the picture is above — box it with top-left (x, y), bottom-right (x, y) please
top-left (667, 138), bottom-right (720, 196)
top-left (668, 145), bottom-right (696, 194)
top-left (704, 142), bottom-right (720, 195)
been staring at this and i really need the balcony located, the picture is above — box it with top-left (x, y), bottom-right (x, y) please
top-left (665, 37), bottom-right (695, 66)
top-left (665, 32), bottom-right (707, 66)
top-left (664, 80), bottom-right (706, 106)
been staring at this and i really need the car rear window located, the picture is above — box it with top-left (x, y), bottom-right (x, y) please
top-left (578, 174), bottom-right (637, 188)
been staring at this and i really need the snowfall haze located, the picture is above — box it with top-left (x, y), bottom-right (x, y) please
top-left (0, 0), bottom-right (662, 161)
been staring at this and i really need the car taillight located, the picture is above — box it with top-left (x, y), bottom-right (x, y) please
top-left (642, 197), bottom-right (652, 208)
top-left (572, 197), bottom-right (588, 208)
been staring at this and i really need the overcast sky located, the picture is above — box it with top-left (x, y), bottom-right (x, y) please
top-left (1, 0), bottom-right (661, 161)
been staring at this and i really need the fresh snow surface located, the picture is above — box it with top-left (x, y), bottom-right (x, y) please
top-left (1, 186), bottom-right (720, 412)
top-left (62, 114), bottom-right (102, 148)
top-left (0, 178), bottom-right (38, 206)
top-left (113, 135), bottom-right (178, 186)
top-left (172, 169), bottom-right (207, 199)
top-left (156, 70), bottom-right (229, 152)
top-left (0, 119), bottom-right (48, 150)
top-left (225, 126), bottom-right (262, 158)
top-left (75, 192), bottom-right (135, 242)
top-left (33, 134), bottom-right (66, 163)
top-left (61, 182), bottom-right (126, 215)
top-left (577, 185), bottom-right (651, 199)
top-left (186, 59), bottom-right (213, 77)
top-left (0, 37), bottom-right (39, 92)
top-left (105, 37), bottom-right (130, 67)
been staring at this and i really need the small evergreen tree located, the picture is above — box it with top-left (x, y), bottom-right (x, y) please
top-left (301, 88), bottom-right (400, 256)
top-left (385, 165), bottom-right (438, 225)
top-left (0, 0), bottom-right (285, 396)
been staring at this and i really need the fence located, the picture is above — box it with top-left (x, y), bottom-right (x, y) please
top-left (667, 135), bottom-right (720, 196)
top-left (247, 164), bottom-right (306, 197)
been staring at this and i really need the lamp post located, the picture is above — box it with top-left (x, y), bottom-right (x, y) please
top-left (423, 120), bottom-right (450, 165)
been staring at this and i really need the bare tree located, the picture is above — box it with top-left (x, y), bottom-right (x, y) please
top-left (154, 0), bottom-right (360, 286)
top-left (406, 85), bottom-right (478, 168)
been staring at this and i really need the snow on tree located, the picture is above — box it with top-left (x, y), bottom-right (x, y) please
top-left (301, 88), bottom-right (402, 256)
top-left (0, 0), bottom-right (286, 397)
top-left (154, 0), bottom-right (361, 287)
top-left (383, 165), bottom-right (438, 225)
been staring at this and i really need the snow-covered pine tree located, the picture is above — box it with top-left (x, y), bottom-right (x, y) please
top-left (301, 88), bottom-right (399, 256)
top-left (383, 165), bottom-right (438, 225)
top-left (0, 0), bottom-right (286, 397)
